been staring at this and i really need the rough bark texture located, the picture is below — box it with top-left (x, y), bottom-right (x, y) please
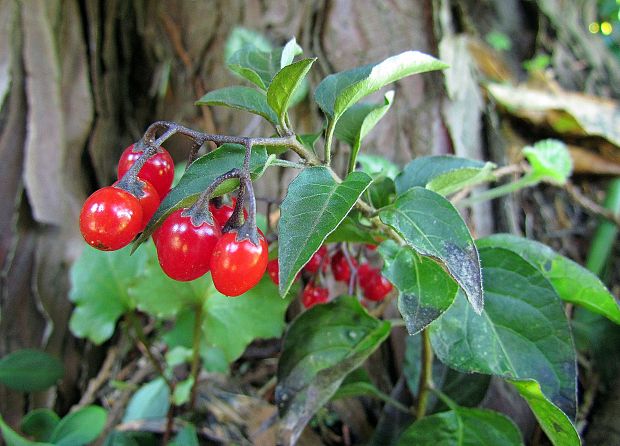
top-left (0, 0), bottom-right (617, 442)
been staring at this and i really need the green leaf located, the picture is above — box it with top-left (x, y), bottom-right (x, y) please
top-left (170, 424), bottom-right (199, 446)
top-left (395, 155), bottom-right (486, 195)
top-left (156, 276), bottom-right (295, 368)
top-left (315, 51), bottom-right (447, 121)
top-left (278, 167), bottom-right (372, 296)
top-left (267, 58), bottom-right (316, 126)
top-left (49, 406), bottom-right (107, 446)
top-left (224, 27), bottom-right (272, 62)
top-left (195, 86), bottom-right (278, 126)
top-left (430, 247), bottom-right (577, 419)
top-left (123, 378), bottom-right (170, 422)
top-left (335, 91), bottom-right (394, 171)
top-left (379, 240), bottom-right (459, 334)
top-left (510, 380), bottom-right (580, 446)
top-left (477, 234), bottom-right (620, 324)
top-left (102, 431), bottom-right (155, 446)
top-left (332, 368), bottom-right (381, 400)
top-left (20, 410), bottom-right (59, 443)
top-left (379, 187), bottom-right (483, 313)
top-left (69, 245), bottom-right (149, 344)
top-left (172, 378), bottom-right (194, 406)
top-left (396, 407), bottom-right (523, 446)
top-left (227, 38), bottom-right (302, 89)
top-left (427, 163), bottom-right (496, 196)
top-left (0, 350), bottom-right (64, 392)
top-left (324, 214), bottom-right (379, 244)
top-left (523, 139), bottom-right (572, 185)
top-left (0, 415), bottom-right (53, 446)
top-left (276, 297), bottom-right (391, 445)
top-left (134, 144), bottom-right (268, 247)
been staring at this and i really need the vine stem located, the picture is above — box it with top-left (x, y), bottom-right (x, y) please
top-left (189, 303), bottom-right (204, 410)
top-left (416, 328), bottom-right (433, 419)
top-left (127, 312), bottom-right (173, 390)
top-left (324, 119), bottom-right (336, 165)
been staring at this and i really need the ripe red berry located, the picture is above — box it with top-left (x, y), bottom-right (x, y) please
top-left (209, 197), bottom-right (248, 228)
top-left (365, 244), bottom-right (377, 251)
top-left (302, 283), bottom-right (329, 308)
top-left (331, 251), bottom-right (357, 282)
top-left (117, 144), bottom-right (174, 198)
top-left (155, 209), bottom-right (221, 281)
top-left (113, 180), bottom-right (160, 231)
top-left (356, 263), bottom-right (375, 289)
top-left (304, 246), bottom-right (329, 274)
top-left (360, 268), bottom-right (393, 302)
top-left (267, 258), bottom-right (279, 284)
top-left (79, 186), bottom-right (143, 251)
top-left (210, 229), bottom-right (268, 296)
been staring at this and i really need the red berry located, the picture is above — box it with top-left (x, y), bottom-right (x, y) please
top-left (210, 229), bottom-right (268, 296)
top-left (267, 258), bottom-right (279, 284)
top-left (117, 144), bottom-right (174, 198)
top-left (304, 246), bottom-right (329, 274)
top-left (302, 283), bottom-right (329, 308)
top-left (155, 209), bottom-right (221, 281)
top-left (356, 263), bottom-right (375, 289)
top-left (79, 186), bottom-right (143, 251)
top-left (331, 251), bottom-right (357, 282)
top-left (113, 180), bottom-right (160, 231)
top-left (365, 244), bottom-right (377, 251)
top-left (209, 197), bottom-right (248, 228)
top-left (361, 269), bottom-right (393, 302)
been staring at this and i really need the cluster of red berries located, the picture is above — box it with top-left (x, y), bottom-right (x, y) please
top-left (79, 144), bottom-right (174, 251)
top-left (79, 144), bottom-right (268, 297)
top-left (266, 244), bottom-right (393, 309)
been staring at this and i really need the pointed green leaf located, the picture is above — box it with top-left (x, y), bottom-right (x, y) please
top-left (379, 240), bottom-right (459, 334)
top-left (69, 245), bottom-right (149, 344)
top-left (49, 406), bottom-right (107, 446)
top-left (134, 144), bottom-right (268, 248)
top-left (170, 424), bottom-right (199, 446)
top-left (356, 153), bottom-right (400, 180)
top-left (335, 91), bottom-right (394, 171)
top-left (195, 86), bottom-right (278, 125)
top-left (315, 51), bottom-right (447, 121)
top-left (276, 297), bottom-right (391, 445)
top-left (21, 409), bottom-right (59, 442)
top-left (427, 163), bottom-right (496, 196)
top-left (267, 58), bottom-right (316, 126)
top-left (430, 247), bottom-right (577, 419)
top-left (396, 407), bottom-right (523, 446)
top-left (510, 380), bottom-right (580, 446)
top-left (0, 350), bottom-right (64, 392)
top-left (278, 167), bottom-right (372, 296)
top-left (395, 155), bottom-right (486, 195)
top-left (379, 187), bottom-right (483, 313)
top-left (523, 139), bottom-right (572, 185)
top-left (123, 378), bottom-right (170, 422)
top-left (227, 38), bottom-right (302, 90)
top-left (0, 415), bottom-right (53, 446)
top-left (477, 234), bottom-right (620, 324)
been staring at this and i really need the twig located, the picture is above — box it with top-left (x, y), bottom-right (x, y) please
top-left (73, 346), bottom-right (119, 411)
top-left (566, 181), bottom-right (620, 228)
top-left (416, 329), bottom-right (433, 419)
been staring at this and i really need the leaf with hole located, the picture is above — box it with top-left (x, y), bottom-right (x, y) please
top-left (278, 167), bottom-right (372, 296)
top-left (195, 86), bottom-right (278, 126)
top-left (0, 349), bottom-right (64, 392)
top-left (379, 187), bottom-right (483, 313)
top-left (276, 297), bottom-right (390, 445)
top-left (379, 240), bottom-right (459, 334)
top-left (430, 247), bottom-right (577, 421)
top-left (478, 234), bottom-right (620, 324)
